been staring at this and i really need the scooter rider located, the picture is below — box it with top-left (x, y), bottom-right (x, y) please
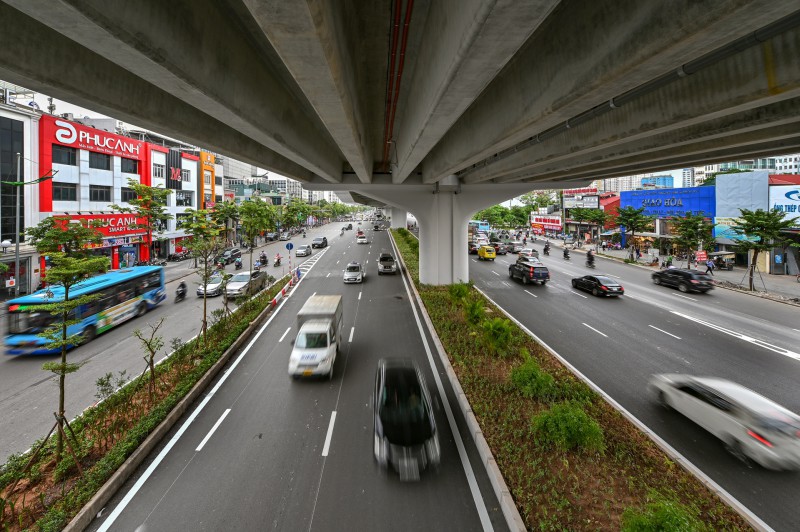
top-left (543, 241), bottom-right (550, 255)
top-left (563, 247), bottom-right (570, 259)
top-left (274, 253), bottom-right (282, 266)
top-left (176, 281), bottom-right (187, 301)
top-left (587, 249), bottom-right (595, 266)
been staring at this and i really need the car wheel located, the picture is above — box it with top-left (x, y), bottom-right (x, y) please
top-left (657, 390), bottom-right (670, 409)
top-left (724, 439), bottom-right (752, 467)
top-left (81, 326), bottom-right (97, 344)
top-left (571, 279), bottom-right (577, 288)
top-left (592, 288), bottom-right (599, 296)
top-left (522, 275), bottom-right (528, 285)
top-left (653, 276), bottom-right (661, 285)
top-left (678, 283), bottom-right (689, 293)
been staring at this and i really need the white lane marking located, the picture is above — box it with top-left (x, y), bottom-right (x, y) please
top-left (471, 259), bottom-right (477, 262)
top-left (559, 270), bottom-right (570, 275)
top-left (605, 273), bottom-right (621, 278)
top-left (326, 272), bottom-right (330, 277)
top-left (571, 290), bottom-right (588, 299)
top-left (391, 236), bottom-right (492, 530)
top-left (311, 292), bottom-right (316, 297)
top-left (648, 325), bottom-right (681, 340)
top-left (670, 293), bottom-right (697, 301)
top-left (336, 260), bottom-right (340, 265)
top-left (491, 270), bottom-right (500, 276)
top-left (358, 291), bottom-right (362, 300)
top-left (501, 281), bottom-right (511, 287)
top-left (348, 327), bottom-right (354, 342)
top-left (321, 411), bottom-right (337, 457)
top-left (524, 289), bottom-right (538, 298)
top-left (672, 311), bottom-right (800, 361)
top-left (582, 323), bottom-right (608, 337)
top-left (97, 275), bottom-right (303, 531)
top-left (794, 328), bottom-right (800, 333)
top-left (279, 327), bottom-right (291, 342)
top-left (195, 409), bottom-right (231, 452)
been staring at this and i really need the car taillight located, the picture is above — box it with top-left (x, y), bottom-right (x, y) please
top-left (690, 280), bottom-right (699, 284)
top-left (600, 285), bottom-right (608, 291)
top-left (529, 267), bottom-right (534, 276)
top-left (747, 429), bottom-right (773, 447)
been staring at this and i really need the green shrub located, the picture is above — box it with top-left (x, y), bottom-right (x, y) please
top-left (481, 317), bottom-right (513, 356)
top-left (531, 402), bottom-right (605, 453)
top-left (621, 495), bottom-right (705, 531)
top-left (448, 283), bottom-right (470, 301)
top-left (464, 298), bottom-right (485, 324)
top-left (511, 358), bottom-right (556, 399)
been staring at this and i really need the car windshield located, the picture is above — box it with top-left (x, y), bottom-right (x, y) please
top-left (296, 332), bottom-right (328, 349)
top-left (230, 273), bottom-right (250, 283)
top-left (379, 367), bottom-right (433, 446)
top-left (346, 265), bottom-right (361, 272)
top-left (595, 276), bottom-right (616, 285)
top-left (313, 238), bottom-right (323, 242)
top-left (207, 275), bottom-right (223, 284)
top-left (379, 256), bottom-right (394, 262)
top-left (7, 306), bottom-right (59, 335)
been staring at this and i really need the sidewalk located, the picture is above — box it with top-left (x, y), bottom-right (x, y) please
top-left (541, 238), bottom-right (800, 303)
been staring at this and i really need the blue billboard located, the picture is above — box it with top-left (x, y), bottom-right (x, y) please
top-left (620, 187), bottom-right (715, 218)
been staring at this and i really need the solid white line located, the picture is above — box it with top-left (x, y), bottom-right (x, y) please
top-left (348, 327), bottom-right (354, 342)
top-left (98, 259), bottom-right (315, 532)
top-left (524, 289), bottom-right (538, 298)
top-left (321, 411), bottom-right (337, 457)
top-left (582, 323), bottom-right (608, 337)
top-left (672, 311), bottom-right (800, 361)
top-left (670, 292), bottom-right (697, 301)
top-left (571, 290), bottom-right (588, 299)
top-left (491, 270), bottom-right (500, 276)
top-left (358, 291), bottom-right (362, 300)
top-left (279, 327), bottom-right (291, 342)
top-left (391, 237), bottom-right (492, 531)
top-left (648, 325), bottom-right (681, 340)
top-left (195, 409), bottom-right (231, 452)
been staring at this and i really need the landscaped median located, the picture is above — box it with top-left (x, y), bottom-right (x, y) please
top-left (391, 229), bottom-right (750, 531)
top-left (0, 275), bottom-right (293, 531)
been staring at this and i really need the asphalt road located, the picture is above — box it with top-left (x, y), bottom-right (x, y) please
top-left (468, 248), bottom-right (800, 531)
top-left (88, 224), bottom-right (507, 532)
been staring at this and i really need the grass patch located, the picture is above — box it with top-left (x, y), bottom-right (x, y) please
top-left (390, 229), bottom-right (750, 531)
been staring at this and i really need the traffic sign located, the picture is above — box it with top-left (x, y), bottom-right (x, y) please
top-left (5, 278), bottom-right (15, 288)
top-left (286, 243), bottom-right (294, 251)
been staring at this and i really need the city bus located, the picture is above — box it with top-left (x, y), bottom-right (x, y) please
top-left (468, 220), bottom-right (490, 233)
top-left (5, 266), bottom-right (166, 355)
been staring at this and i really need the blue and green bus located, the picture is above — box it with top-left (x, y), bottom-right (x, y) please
top-left (5, 266), bottom-right (166, 355)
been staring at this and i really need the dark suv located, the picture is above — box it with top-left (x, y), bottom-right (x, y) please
top-left (509, 259), bottom-right (550, 285)
top-left (217, 248), bottom-right (242, 264)
top-left (312, 236), bottom-right (328, 248)
top-left (652, 269), bottom-right (714, 293)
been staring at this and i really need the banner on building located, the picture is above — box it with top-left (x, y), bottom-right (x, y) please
top-left (769, 185), bottom-right (800, 228)
top-left (563, 195), bottom-right (599, 208)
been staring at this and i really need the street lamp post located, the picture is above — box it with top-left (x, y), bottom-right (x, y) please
top-left (14, 152), bottom-right (21, 297)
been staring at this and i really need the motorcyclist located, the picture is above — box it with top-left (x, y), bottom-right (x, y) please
top-left (274, 253), bottom-right (282, 266)
top-left (303, 230), bottom-right (307, 238)
top-left (587, 249), bottom-right (595, 266)
top-left (260, 251), bottom-right (267, 264)
top-left (543, 242), bottom-right (550, 254)
top-left (563, 247), bottom-right (570, 259)
top-left (176, 281), bottom-right (187, 300)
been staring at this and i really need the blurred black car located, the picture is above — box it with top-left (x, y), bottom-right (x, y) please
top-left (373, 358), bottom-right (440, 481)
top-left (217, 248), bottom-right (242, 265)
top-left (652, 269), bottom-right (714, 293)
top-left (509, 259), bottom-right (549, 285)
top-left (571, 275), bottom-right (624, 297)
top-left (491, 241), bottom-right (508, 255)
top-left (312, 236), bottom-right (328, 248)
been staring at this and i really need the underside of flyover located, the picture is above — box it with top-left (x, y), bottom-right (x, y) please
top-left (1, 1), bottom-right (799, 283)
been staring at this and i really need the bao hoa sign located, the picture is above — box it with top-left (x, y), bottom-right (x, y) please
top-left (641, 197), bottom-right (684, 207)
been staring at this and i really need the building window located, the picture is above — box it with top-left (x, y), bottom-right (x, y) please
top-left (52, 182), bottom-right (78, 201)
top-left (176, 191), bottom-right (193, 207)
top-left (121, 157), bottom-right (138, 174)
top-left (89, 151), bottom-right (111, 170)
top-left (121, 187), bottom-right (137, 202)
top-left (181, 169), bottom-right (190, 182)
top-left (215, 195), bottom-right (223, 203)
top-left (204, 171), bottom-right (211, 185)
top-left (215, 176), bottom-right (222, 185)
top-left (52, 144), bottom-right (77, 166)
top-left (152, 163), bottom-right (165, 179)
top-left (89, 185), bottom-right (112, 202)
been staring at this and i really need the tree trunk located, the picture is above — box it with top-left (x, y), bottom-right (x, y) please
top-left (57, 286), bottom-right (69, 462)
top-left (749, 250), bottom-right (759, 291)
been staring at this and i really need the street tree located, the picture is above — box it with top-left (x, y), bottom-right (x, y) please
top-left (111, 178), bottom-right (172, 262)
top-left (239, 198), bottom-right (276, 271)
top-left (179, 209), bottom-right (225, 343)
top-left (25, 217), bottom-right (108, 462)
top-left (474, 205), bottom-right (511, 228)
top-left (133, 317), bottom-right (165, 404)
top-left (614, 206), bottom-right (655, 260)
top-left (587, 209), bottom-right (612, 243)
top-left (210, 200), bottom-right (239, 247)
top-left (731, 208), bottom-right (798, 291)
top-left (520, 191), bottom-right (552, 209)
top-left (671, 213), bottom-right (714, 267)
top-left (283, 197), bottom-right (310, 231)
top-left (569, 207), bottom-right (594, 245)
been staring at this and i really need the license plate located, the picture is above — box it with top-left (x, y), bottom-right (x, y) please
top-left (398, 457), bottom-right (420, 482)
top-left (303, 370), bottom-right (313, 376)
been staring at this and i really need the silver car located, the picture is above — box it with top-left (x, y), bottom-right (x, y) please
top-left (295, 244), bottom-right (312, 257)
top-left (226, 270), bottom-right (267, 298)
top-left (343, 261), bottom-right (366, 283)
top-left (196, 273), bottom-right (226, 297)
top-left (650, 374), bottom-right (800, 470)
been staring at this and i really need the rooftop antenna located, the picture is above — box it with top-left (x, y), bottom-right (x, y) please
top-left (47, 97), bottom-right (56, 114)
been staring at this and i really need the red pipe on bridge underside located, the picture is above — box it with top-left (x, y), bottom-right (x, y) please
top-left (382, 0), bottom-right (414, 173)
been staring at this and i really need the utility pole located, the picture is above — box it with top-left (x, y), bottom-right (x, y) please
top-left (14, 152), bottom-right (21, 297)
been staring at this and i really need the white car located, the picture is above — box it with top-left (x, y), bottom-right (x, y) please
top-left (225, 270), bottom-right (267, 298)
top-left (649, 374), bottom-right (800, 470)
top-left (295, 244), bottom-right (312, 257)
top-left (356, 234), bottom-right (368, 244)
top-left (343, 261), bottom-right (366, 283)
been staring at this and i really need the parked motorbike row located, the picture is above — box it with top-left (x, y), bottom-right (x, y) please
top-left (168, 250), bottom-right (191, 261)
top-left (135, 259), bottom-right (167, 267)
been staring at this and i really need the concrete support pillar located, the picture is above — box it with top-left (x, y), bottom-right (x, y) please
top-left (390, 207), bottom-right (406, 229)
top-left (352, 181), bottom-right (533, 285)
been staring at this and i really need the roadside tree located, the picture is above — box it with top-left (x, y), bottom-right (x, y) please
top-left (179, 209), bottom-right (225, 343)
top-left (111, 178), bottom-right (172, 263)
top-left (731, 208), bottom-right (798, 290)
top-left (671, 213), bottom-right (714, 267)
top-left (25, 217), bottom-right (109, 462)
top-left (614, 206), bottom-right (655, 261)
top-left (211, 200), bottom-right (239, 247)
top-left (239, 198), bottom-right (277, 271)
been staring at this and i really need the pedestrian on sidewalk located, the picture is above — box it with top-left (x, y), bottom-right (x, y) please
top-left (705, 259), bottom-right (715, 275)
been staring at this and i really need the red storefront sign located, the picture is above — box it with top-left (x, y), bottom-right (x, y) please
top-left (563, 187), bottom-right (597, 196)
top-left (695, 250), bottom-right (708, 261)
top-left (43, 115), bottom-right (145, 159)
top-left (67, 213), bottom-right (147, 238)
top-left (530, 215), bottom-right (562, 230)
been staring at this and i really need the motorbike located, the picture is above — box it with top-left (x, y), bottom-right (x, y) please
top-left (274, 256), bottom-right (282, 267)
top-left (234, 258), bottom-right (243, 270)
top-left (175, 284), bottom-right (187, 303)
top-left (563, 250), bottom-right (570, 261)
top-left (586, 260), bottom-right (595, 269)
top-left (303, 231), bottom-right (307, 238)
top-left (340, 230), bottom-right (345, 236)
top-left (543, 246), bottom-right (550, 256)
